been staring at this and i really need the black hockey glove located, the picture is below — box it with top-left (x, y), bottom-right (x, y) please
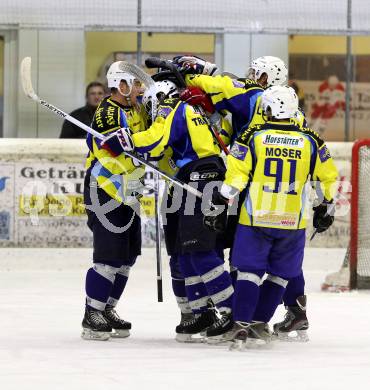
top-left (173, 55), bottom-right (218, 76)
top-left (203, 191), bottom-right (229, 233)
top-left (313, 200), bottom-right (335, 233)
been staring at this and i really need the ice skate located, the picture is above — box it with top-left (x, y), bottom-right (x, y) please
top-left (175, 312), bottom-right (195, 333)
top-left (247, 321), bottom-right (273, 346)
top-left (205, 312), bottom-right (234, 344)
top-left (273, 295), bottom-right (309, 342)
top-left (229, 322), bottom-right (249, 351)
top-left (81, 306), bottom-right (112, 341)
top-left (175, 309), bottom-right (216, 343)
top-left (104, 304), bottom-right (131, 338)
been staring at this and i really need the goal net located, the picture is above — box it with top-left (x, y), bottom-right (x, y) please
top-left (322, 139), bottom-right (370, 291)
top-left (350, 139), bottom-right (370, 289)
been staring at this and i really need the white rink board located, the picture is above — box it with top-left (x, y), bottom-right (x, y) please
top-left (0, 139), bottom-right (352, 248)
top-left (0, 247), bottom-right (370, 390)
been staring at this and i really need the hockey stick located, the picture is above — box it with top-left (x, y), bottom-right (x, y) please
top-left (153, 173), bottom-right (163, 302)
top-left (310, 201), bottom-right (336, 241)
top-left (117, 61), bottom-right (164, 302)
top-left (20, 57), bottom-right (202, 199)
top-left (145, 57), bottom-right (229, 155)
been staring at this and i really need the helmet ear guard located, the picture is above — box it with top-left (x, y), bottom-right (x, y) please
top-left (261, 86), bottom-right (299, 119)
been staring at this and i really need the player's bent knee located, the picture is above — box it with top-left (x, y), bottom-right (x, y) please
top-left (266, 274), bottom-right (289, 288)
top-left (93, 263), bottom-right (120, 283)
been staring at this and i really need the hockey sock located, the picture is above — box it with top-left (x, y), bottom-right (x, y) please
top-left (191, 250), bottom-right (234, 312)
top-left (230, 265), bottom-right (238, 288)
top-left (283, 272), bottom-right (305, 306)
top-left (85, 263), bottom-right (117, 311)
top-left (253, 275), bottom-right (289, 322)
top-left (170, 255), bottom-right (192, 314)
top-left (172, 278), bottom-right (192, 313)
top-left (107, 265), bottom-right (131, 306)
top-left (233, 269), bottom-right (265, 323)
top-left (179, 253), bottom-right (209, 314)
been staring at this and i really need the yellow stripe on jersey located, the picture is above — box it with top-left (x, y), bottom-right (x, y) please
top-left (132, 98), bottom-right (221, 168)
top-left (224, 121), bottom-right (338, 229)
top-left (85, 97), bottom-right (147, 203)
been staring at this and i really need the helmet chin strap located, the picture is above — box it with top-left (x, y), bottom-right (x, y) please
top-left (117, 82), bottom-right (133, 105)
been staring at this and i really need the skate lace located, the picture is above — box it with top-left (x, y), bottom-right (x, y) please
top-left (106, 307), bottom-right (120, 322)
top-left (91, 310), bottom-right (108, 325)
top-left (210, 313), bottom-right (230, 329)
top-left (182, 315), bottom-right (199, 326)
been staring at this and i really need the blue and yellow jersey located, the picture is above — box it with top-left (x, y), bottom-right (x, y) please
top-left (223, 121), bottom-right (338, 229)
top-left (185, 74), bottom-right (264, 141)
top-left (132, 97), bottom-right (221, 169)
top-left (85, 96), bottom-right (147, 203)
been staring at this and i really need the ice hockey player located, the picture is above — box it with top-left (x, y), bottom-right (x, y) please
top-left (82, 61), bottom-right (147, 340)
top-left (174, 55), bottom-right (313, 340)
top-left (132, 78), bottom-right (234, 342)
top-left (204, 85), bottom-right (338, 347)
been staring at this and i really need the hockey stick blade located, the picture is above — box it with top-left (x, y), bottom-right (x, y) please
top-left (145, 57), bottom-right (167, 70)
top-left (118, 61), bottom-right (158, 121)
top-left (20, 57), bottom-right (38, 101)
top-left (145, 57), bottom-right (186, 88)
top-left (119, 61), bottom-right (156, 89)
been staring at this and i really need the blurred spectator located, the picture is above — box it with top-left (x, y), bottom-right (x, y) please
top-left (288, 79), bottom-right (305, 111)
top-left (60, 82), bottom-right (106, 138)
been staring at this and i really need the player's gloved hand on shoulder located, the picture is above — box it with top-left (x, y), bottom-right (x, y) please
top-left (203, 191), bottom-right (229, 233)
top-left (180, 87), bottom-right (215, 114)
top-left (101, 127), bottom-right (134, 156)
top-left (173, 55), bottom-right (218, 76)
top-left (313, 199), bottom-right (335, 233)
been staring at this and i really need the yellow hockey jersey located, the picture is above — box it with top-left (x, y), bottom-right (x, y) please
top-left (223, 121), bottom-right (338, 229)
top-left (85, 97), bottom-right (146, 203)
top-left (185, 74), bottom-right (264, 141)
top-left (132, 97), bottom-right (221, 168)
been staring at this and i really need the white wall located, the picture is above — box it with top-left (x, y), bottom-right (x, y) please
top-left (217, 33), bottom-right (288, 77)
top-left (17, 29), bottom-right (85, 138)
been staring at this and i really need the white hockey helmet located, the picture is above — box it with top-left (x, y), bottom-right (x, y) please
top-left (248, 56), bottom-right (288, 87)
top-left (261, 86), bottom-right (298, 119)
top-left (106, 61), bottom-right (137, 89)
top-left (142, 80), bottom-right (178, 116)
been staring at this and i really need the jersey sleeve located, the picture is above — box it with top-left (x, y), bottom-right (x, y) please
top-left (223, 141), bottom-right (253, 195)
top-left (185, 74), bottom-right (241, 106)
top-left (305, 129), bottom-right (338, 201)
top-left (218, 115), bottom-right (233, 146)
top-left (131, 115), bottom-right (167, 157)
top-left (313, 143), bottom-right (338, 201)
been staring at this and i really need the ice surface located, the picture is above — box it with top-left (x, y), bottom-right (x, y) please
top-left (1, 247), bottom-right (369, 390)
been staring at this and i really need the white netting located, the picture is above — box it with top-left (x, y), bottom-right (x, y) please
top-left (356, 143), bottom-right (370, 279)
top-left (0, 0), bottom-right (370, 33)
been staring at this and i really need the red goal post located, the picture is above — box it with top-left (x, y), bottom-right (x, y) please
top-left (350, 139), bottom-right (370, 290)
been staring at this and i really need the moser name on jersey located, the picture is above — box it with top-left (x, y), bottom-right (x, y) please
top-left (262, 134), bottom-right (304, 148)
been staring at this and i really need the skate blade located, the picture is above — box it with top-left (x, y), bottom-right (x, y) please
top-left (206, 332), bottom-right (235, 345)
top-left (111, 329), bottom-right (130, 338)
top-left (229, 339), bottom-right (247, 351)
top-left (275, 330), bottom-right (309, 342)
top-left (175, 333), bottom-right (205, 343)
top-left (81, 328), bottom-right (110, 341)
